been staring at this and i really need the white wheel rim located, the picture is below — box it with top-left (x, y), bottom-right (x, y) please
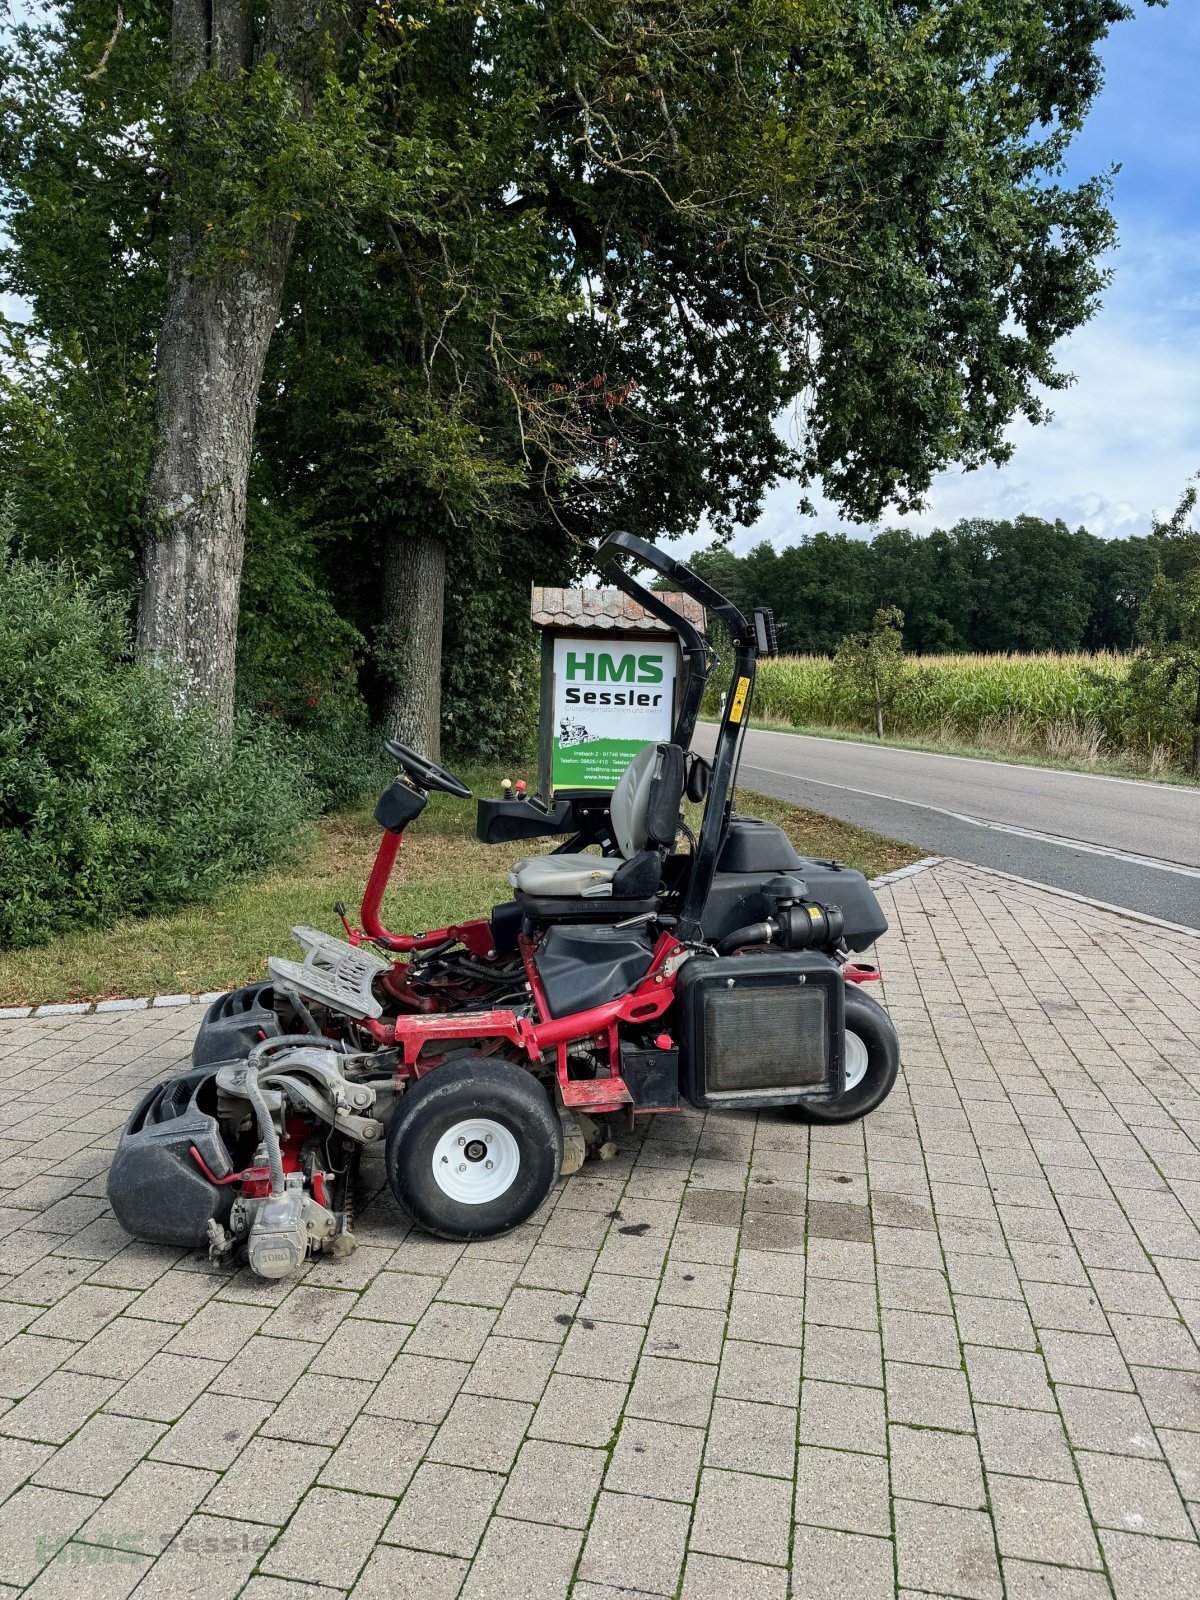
top-left (432, 1118), bottom-right (520, 1205)
top-left (844, 1030), bottom-right (869, 1092)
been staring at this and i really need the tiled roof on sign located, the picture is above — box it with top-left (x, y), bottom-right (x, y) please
top-left (530, 586), bottom-right (706, 633)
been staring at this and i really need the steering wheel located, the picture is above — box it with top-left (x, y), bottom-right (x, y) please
top-left (384, 738), bottom-right (472, 799)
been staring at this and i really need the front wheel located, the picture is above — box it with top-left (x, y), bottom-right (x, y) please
top-left (804, 985), bottom-right (900, 1125)
top-left (385, 1055), bottom-right (563, 1239)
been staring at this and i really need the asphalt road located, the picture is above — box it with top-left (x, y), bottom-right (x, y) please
top-left (700, 723), bottom-right (1200, 930)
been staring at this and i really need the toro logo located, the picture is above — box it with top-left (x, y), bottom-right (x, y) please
top-left (564, 650), bottom-right (666, 708)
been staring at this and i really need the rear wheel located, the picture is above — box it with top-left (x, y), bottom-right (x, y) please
top-left (803, 984), bottom-right (900, 1125)
top-left (385, 1055), bottom-right (563, 1239)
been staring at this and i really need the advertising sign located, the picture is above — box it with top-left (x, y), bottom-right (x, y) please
top-left (551, 635), bottom-right (677, 791)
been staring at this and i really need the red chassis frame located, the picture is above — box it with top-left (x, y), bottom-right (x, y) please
top-left (344, 824), bottom-right (880, 1117)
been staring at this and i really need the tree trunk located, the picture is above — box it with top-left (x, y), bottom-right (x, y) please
top-left (380, 528), bottom-right (447, 761)
top-left (137, 0), bottom-right (340, 727)
top-left (872, 667), bottom-right (884, 738)
top-left (138, 222), bottom-right (294, 727)
top-left (1191, 673), bottom-right (1200, 779)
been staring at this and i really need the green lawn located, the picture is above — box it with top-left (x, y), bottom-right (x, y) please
top-left (0, 765), bottom-right (920, 1008)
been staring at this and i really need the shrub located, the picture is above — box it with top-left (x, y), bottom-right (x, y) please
top-left (0, 549), bottom-right (314, 949)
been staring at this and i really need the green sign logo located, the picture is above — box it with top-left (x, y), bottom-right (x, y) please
top-left (564, 652), bottom-right (665, 684)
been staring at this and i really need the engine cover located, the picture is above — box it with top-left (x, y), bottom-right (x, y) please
top-left (676, 951), bottom-right (844, 1110)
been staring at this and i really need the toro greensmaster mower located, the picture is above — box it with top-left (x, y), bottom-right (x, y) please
top-left (108, 532), bottom-right (899, 1279)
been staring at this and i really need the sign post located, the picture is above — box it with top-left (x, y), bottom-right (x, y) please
top-left (530, 586), bottom-right (705, 798)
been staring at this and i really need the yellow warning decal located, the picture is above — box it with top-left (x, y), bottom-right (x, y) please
top-left (728, 676), bottom-right (751, 723)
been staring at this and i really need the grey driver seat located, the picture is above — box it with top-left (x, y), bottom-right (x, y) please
top-left (508, 743), bottom-right (686, 903)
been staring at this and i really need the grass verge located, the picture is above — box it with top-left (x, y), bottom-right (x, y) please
top-left (745, 718), bottom-right (1200, 789)
top-left (0, 764), bottom-right (920, 1008)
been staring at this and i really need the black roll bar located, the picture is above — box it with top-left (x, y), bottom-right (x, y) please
top-left (595, 530), bottom-right (758, 943)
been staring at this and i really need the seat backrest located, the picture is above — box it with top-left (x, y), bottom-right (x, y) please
top-left (610, 743), bottom-right (686, 859)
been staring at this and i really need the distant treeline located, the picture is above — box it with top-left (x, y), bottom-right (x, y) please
top-left (687, 517), bottom-right (1184, 655)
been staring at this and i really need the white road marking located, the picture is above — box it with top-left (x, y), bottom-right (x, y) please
top-left (739, 763), bottom-right (1200, 882)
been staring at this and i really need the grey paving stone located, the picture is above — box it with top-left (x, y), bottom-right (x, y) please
top-left (384, 1461), bottom-right (504, 1556)
top-left (605, 1416), bottom-right (703, 1503)
top-left (150, 1393), bottom-right (271, 1471)
top-left (1100, 1529), bottom-right (1200, 1600)
top-left (726, 1289), bottom-right (805, 1347)
top-left (310, 1315), bottom-right (409, 1381)
top-left (104, 1511), bottom-right (274, 1600)
top-left (1056, 1383), bottom-right (1162, 1458)
top-left (240, 1581), bottom-right (345, 1600)
top-left (0, 1436), bottom-right (53, 1502)
top-left (499, 1438), bottom-right (605, 1527)
top-left (318, 1413), bottom-right (433, 1496)
top-left (430, 1393), bottom-right (533, 1473)
top-left (0, 1333), bottom-right (78, 1400)
top-left (260, 1373), bottom-right (374, 1446)
top-left (555, 1317), bottom-right (644, 1381)
top-left (690, 1468), bottom-right (793, 1566)
top-left (1, 1370), bottom-right (119, 1443)
top-left (406, 1300), bottom-right (497, 1361)
top-left (77, 1460), bottom-right (216, 1554)
top-left (894, 1496), bottom-right (1002, 1600)
top-left (260, 1485), bottom-right (391, 1588)
top-left (705, 1397), bottom-right (796, 1478)
top-left (20, 1543), bottom-right (153, 1600)
top-left (460, 1515), bottom-right (582, 1600)
top-left (367, 1352), bottom-right (471, 1423)
top-left (62, 1314), bottom-right (174, 1380)
top-left (579, 1490), bottom-right (691, 1595)
top-left (798, 1379), bottom-right (887, 1454)
top-left (461, 1333), bottom-right (559, 1403)
top-left (350, 1271), bottom-right (440, 1327)
top-left (201, 1435), bottom-right (328, 1525)
top-left (790, 1525), bottom-right (896, 1600)
top-left (576, 1270), bottom-right (658, 1327)
top-left (885, 1358), bottom-right (975, 1431)
top-left (802, 1322), bottom-right (884, 1388)
top-left (987, 1473), bottom-right (1102, 1569)
top-left (1040, 1328), bottom-right (1135, 1391)
top-left (974, 1402), bottom-right (1077, 1482)
top-left (103, 1352), bottom-right (222, 1422)
top-left (680, 1551), bottom-right (787, 1600)
top-left (1002, 1559), bottom-right (1116, 1600)
top-left (626, 1353), bottom-right (716, 1427)
top-left (353, 1544), bottom-right (468, 1600)
top-left (718, 1338), bottom-right (803, 1406)
top-left (0, 1484), bottom-right (100, 1587)
top-left (644, 1302), bottom-right (727, 1363)
top-left (795, 1443), bottom-right (892, 1537)
top-left (1076, 1449), bottom-right (1194, 1538)
top-left (964, 1344), bottom-right (1055, 1411)
top-left (528, 1372), bottom-right (627, 1446)
top-left (33, 1412), bottom-right (165, 1497)
top-left (889, 1422), bottom-right (987, 1508)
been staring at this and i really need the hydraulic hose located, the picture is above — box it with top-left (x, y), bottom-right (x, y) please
top-left (246, 1034), bottom-right (318, 1197)
top-left (717, 920), bottom-right (775, 954)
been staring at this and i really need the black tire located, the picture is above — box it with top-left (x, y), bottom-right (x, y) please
top-left (803, 984), bottom-right (900, 1125)
top-left (385, 1055), bottom-right (563, 1240)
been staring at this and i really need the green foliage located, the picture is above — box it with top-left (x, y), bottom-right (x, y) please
top-left (1124, 482), bottom-right (1200, 775)
top-left (689, 518), bottom-right (1166, 658)
top-left (835, 607), bottom-right (907, 738)
top-left (0, 546), bottom-right (315, 948)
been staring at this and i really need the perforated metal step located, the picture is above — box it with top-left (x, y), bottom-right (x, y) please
top-left (267, 926), bottom-right (389, 1021)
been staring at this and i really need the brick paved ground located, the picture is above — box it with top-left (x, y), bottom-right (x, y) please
top-left (2, 859), bottom-right (1199, 1600)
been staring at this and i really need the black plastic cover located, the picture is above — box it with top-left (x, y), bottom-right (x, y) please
top-left (517, 892), bottom-right (660, 924)
top-left (375, 779), bottom-right (428, 834)
top-left (702, 861), bottom-right (887, 954)
top-left (717, 818), bottom-right (804, 873)
top-left (620, 1042), bottom-right (680, 1111)
top-left (489, 900), bottom-right (523, 957)
top-left (534, 924), bottom-right (654, 1018)
top-left (192, 982), bottom-right (280, 1068)
top-left (107, 1068), bottom-right (236, 1246)
top-left (643, 744), bottom-right (686, 847)
top-left (475, 794), bottom-right (578, 844)
top-left (676, 951), bottom-right (844, 1109)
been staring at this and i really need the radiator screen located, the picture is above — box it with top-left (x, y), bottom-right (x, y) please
top-left (702, 984), bottom-right (830, 1093)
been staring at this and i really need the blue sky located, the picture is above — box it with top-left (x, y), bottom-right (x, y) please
top-left (694, 1), bottom-right (1200, 555)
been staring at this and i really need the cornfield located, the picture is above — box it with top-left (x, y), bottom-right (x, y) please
top-left (707, 651), bottom-right (1194, 772)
